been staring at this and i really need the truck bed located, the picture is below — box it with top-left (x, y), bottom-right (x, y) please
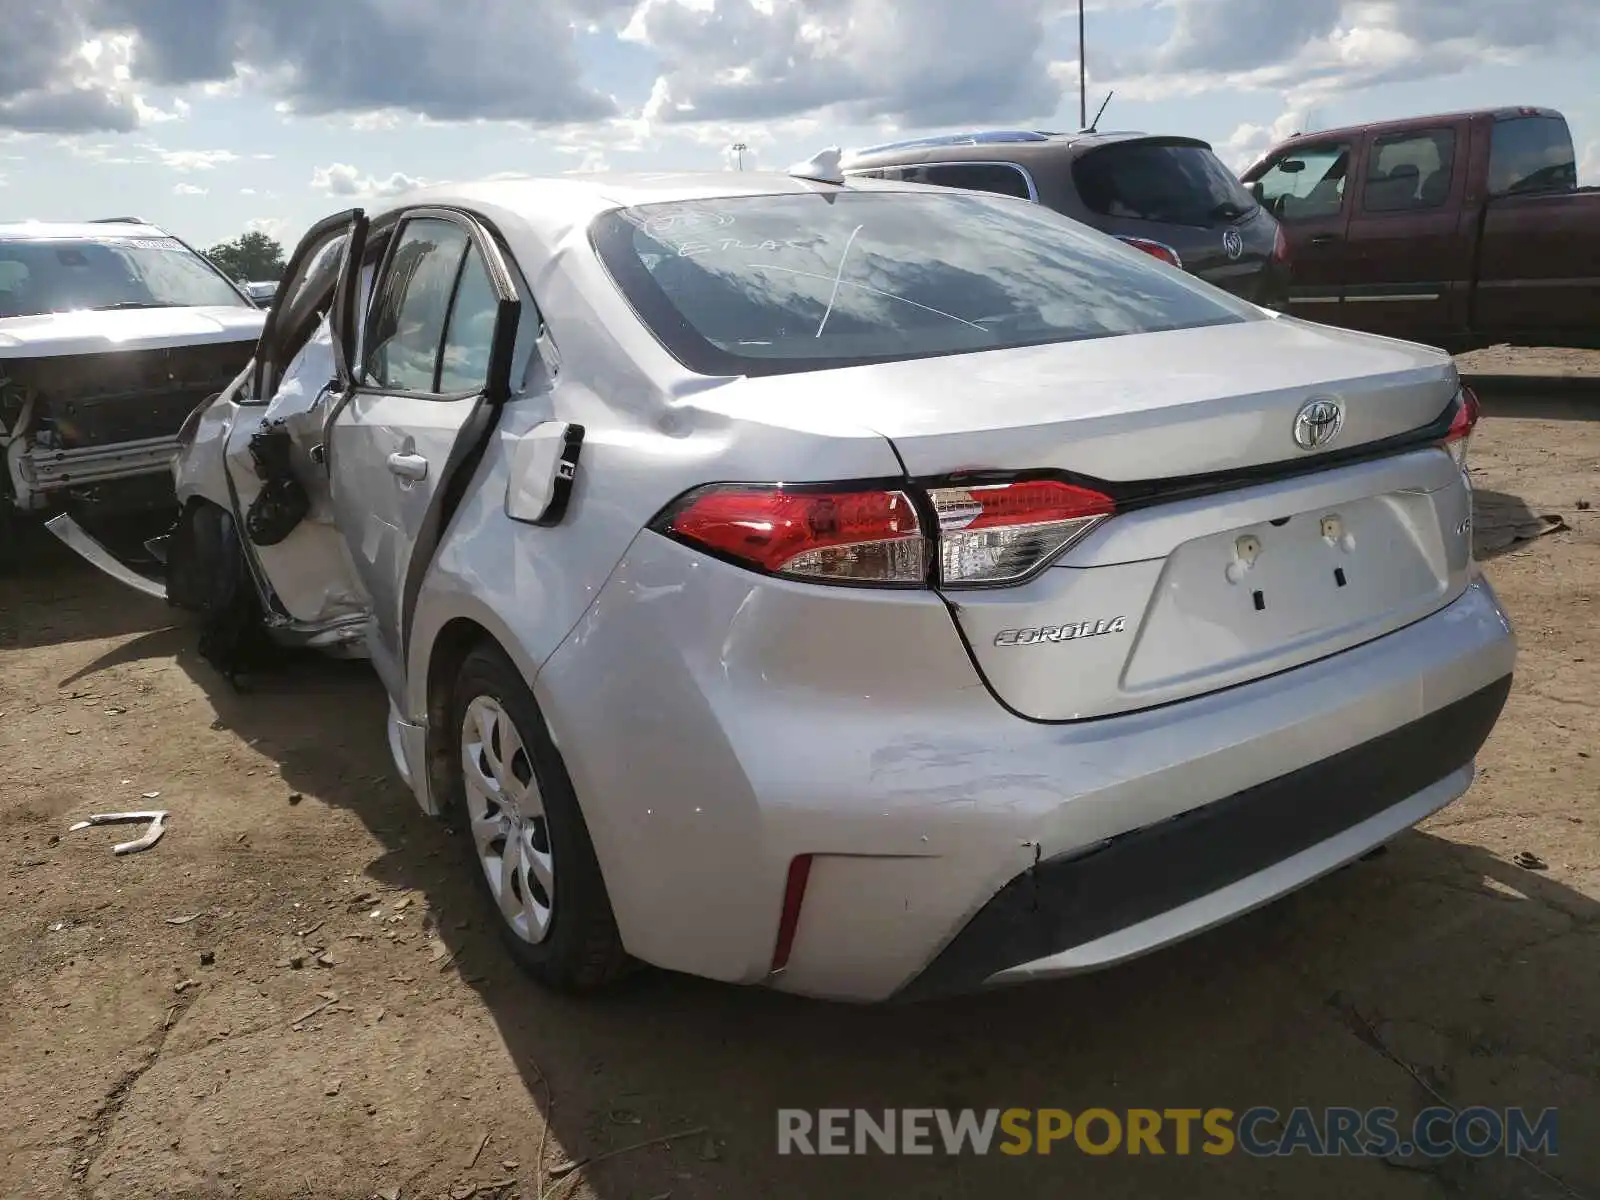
top-left (1474, 186), bottom-right (1600, 348)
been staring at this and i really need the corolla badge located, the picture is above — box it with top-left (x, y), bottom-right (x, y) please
top-left (994, 617), bottom-right (1127, 647)
top-left (1293, 397), bottom-right (1344, 450)
top-left (1222, 228), bottom-right (1244, 260)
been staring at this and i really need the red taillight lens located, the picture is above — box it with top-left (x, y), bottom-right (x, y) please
top-left (1117, 235), bottom-right (1183, 269)
top-left (662, 486), bottom-right (926, 583)
top-left (928, 479), bottom-right (1115, 587)
top-left (1272, 225), bottom-right (1290, 265)
top-left (659, 478), bottom-right (1117, 588)
top-left (1440, 385), bottom-right (1480, 468)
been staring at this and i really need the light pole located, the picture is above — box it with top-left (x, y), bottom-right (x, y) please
top-left (1078, 0), bottom-right (1087, 129)
top-left (731, 142), bottom-right (748, 170)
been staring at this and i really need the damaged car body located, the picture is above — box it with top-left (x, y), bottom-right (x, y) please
top-left (57, 175), bottom-right (1514, 1004)
top-left (0, 221), bottom-right (265, 564)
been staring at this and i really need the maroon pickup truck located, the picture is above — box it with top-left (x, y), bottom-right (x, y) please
top-left (1241, 106), bottom-right (1600, 352)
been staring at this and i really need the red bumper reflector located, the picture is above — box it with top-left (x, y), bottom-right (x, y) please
top-left (771, 854), bottom-right (814, 973)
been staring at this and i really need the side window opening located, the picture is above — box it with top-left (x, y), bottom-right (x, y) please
top-left (362, 218), bottom-right (471, 393)
top-left (437, 249), bottom-right (499, 393)
top-left (1253, 144), bottom-right (1351, 222)
top-left (1362, 130), bottom-right (1457, 213)
top-left (1488, 116), bottom-right (1578, 194)
top-left (914, 163), bottom-right (1034, 201)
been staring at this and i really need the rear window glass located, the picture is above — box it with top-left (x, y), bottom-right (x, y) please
top-left (1073, 142), bottom-right (1259, 226)
top-left (590, 190), bottom-right (1257, 378)
top-left (1489, 116), bottom-right (1578, 194)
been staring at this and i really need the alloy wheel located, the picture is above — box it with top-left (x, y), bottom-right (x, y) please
top-left (460, 694), bottom-right (555, 943)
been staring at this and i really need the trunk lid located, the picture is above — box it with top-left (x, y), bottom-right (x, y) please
top-left (696, 317), bottom-right (1470, 721)
top-left (702, 316), bottom-right (1459, 480)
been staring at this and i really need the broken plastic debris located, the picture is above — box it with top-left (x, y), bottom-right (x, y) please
top-left (68, 811), bottom-right (168, 855)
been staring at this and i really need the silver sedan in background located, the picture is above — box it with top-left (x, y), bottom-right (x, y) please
top-left (55, 168), bottom-right (1514, 1002)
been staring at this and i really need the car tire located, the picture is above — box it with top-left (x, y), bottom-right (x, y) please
top-left (447, 642), bottom-right (630, 992)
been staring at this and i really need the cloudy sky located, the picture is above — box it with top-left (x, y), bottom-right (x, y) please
top-left (5, 0), bottom-right (1599, 252)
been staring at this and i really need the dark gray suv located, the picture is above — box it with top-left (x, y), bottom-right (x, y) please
top-left (840, 129), bottom-right (1290, 310)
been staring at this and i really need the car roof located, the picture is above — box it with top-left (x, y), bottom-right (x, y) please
top-left (0, 220), bottom-right (170, 240)
top-left (840, 129), bottom-right (1210, 169)
top-left (1274, 106), bottom-right (1564, 148)
top-left (373, 170), bottom-right (925, 249)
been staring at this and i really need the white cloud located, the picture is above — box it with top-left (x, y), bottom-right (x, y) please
top-left (21, 1), bottom-right (626, 132)
top-left (9, 0), bottom-right (1599, 158)
top-left (1095, 0), bottom-right (1600, 113)
top-left (347, 110), bottom-right (407, 132)
top-left (1218, 106), bottom-right (1325, 171)
top-left (310, 162), bottom-right (430, 199)
top-left (1581, 141), bottom-right (1600, 186)
top-left (627, 0), bottom-right (1065, 127)
top-left (552, 144), bottom-right (611, 173)
top-left (155, 148), bottom-right (240, 171)
top-left (246, 216), bottom-right (292, 243)
top-left (173, 182), bottom-right (208, 195)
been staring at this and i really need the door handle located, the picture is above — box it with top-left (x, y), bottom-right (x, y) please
top-left (386, 452), bottom-right (429, 482)
top-left (1309, 233), bottom-right (1341, 246)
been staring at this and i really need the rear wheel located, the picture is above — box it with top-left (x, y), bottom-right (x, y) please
top-left (448, 643), bottom-right (629, 991)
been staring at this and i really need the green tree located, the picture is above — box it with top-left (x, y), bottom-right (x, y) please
top-left (205, 231), bottom-right (286, 282)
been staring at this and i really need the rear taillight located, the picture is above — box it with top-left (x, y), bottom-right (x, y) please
top-left (1116, 235), bottom-right (1183, 269)
top-left (656, 478), bottom-right (1115, 589)
top-left (1440, 385), bottom-right (1481, 468)
top-left (659, 486), bottom-right (926, 584)
top-left (928, 480), bottom-right (1114, 587)
top-left (1272, 225), bottom-right (1290, 265)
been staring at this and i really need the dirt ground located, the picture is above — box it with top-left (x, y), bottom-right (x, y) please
top-left (2, 361), bottom-right (1597, 1200)
top-left (1458, 345), bottom-right (1600, 379)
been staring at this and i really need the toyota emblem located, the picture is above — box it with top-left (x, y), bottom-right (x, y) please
top-left (1222, 228), bottom-right (1244, 260)
top-left (1293, 398), bottom-right (1344, 450)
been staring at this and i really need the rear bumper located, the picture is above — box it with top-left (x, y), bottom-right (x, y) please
top-left (538, 528), bottom-right (1517, 1003)
top-left (896, 674), bottom-right (1510, 1001)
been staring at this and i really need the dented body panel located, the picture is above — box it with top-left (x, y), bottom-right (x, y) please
top-left (0, 222), bottom-right (264, 532)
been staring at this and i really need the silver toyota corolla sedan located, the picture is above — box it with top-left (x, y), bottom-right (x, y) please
top-left (52, 164), bottom-right (1515, 1003)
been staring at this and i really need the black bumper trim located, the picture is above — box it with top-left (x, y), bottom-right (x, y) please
top-left (895, 674), bottom-right (1513, 1002)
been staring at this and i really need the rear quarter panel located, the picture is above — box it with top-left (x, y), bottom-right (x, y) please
top-left (405, 232), bottom-right (906, 728)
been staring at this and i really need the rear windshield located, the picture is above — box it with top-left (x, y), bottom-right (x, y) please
top-left (1073, 142), bottom-right (1259, 226)
top-left (590, 190), bottom-right (1257, 377)
top-left (0, 234), bottom-right (247, 318)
